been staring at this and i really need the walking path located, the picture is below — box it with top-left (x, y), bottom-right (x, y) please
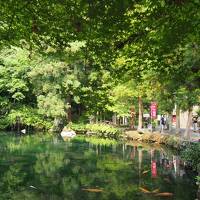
top-left (142, 126), bottom-right (200, 142)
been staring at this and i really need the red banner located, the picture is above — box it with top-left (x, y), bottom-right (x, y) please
top-left (150, 102), bottom-right (157, 119)
top-left (151, 160), bottom-right (157, 178)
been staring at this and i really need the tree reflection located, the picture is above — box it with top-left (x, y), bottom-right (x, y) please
top-left (0, 134), bottom-right (197, 200)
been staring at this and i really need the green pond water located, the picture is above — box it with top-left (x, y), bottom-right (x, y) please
top-left (0, 132), bottom-right (197, 200)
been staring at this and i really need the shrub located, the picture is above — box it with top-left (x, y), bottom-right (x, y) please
top-left (0, 106), bottom-right (53, 131)
top-left (181, 143), bottom-right (200, 172)
top-left (0, 117), bottom-right (10, 130)
top-left (66, 123), bottom-right (122, 139)
top-left (66, 123), bottom-right (87, 134)
top-left (86, 123), bottom-right (122, 138)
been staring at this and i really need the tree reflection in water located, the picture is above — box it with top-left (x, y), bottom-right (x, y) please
top-left (0, 133), bottom-right (197, 200)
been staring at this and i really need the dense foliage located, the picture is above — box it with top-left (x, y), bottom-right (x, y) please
top-left (0, 0), bottom-right (199, 134)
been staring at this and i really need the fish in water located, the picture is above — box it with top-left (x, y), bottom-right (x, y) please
top-left (139, 187), bottom-right (151, 193)
top-left (82, 188), bottom-right (103, 193)
top-left (142, 170), bottom-right (149, 175)
top-left (154, 192), bottom-right (173, 197)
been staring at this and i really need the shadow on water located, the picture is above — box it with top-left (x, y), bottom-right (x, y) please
top-left (0, 132), bottom-right (198, 200)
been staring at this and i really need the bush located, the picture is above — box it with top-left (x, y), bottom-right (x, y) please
top-left (0, 106), bottom-right (53, 131)
top-left (0, 117), bottom-right (10, 130)
top-left (181, 143), bottom-right (200, 172)
top-left (86, 123), bottom-right (122, 138)
top-left (66, 123), bottom-right (87, 134)
top-left (66, 123), bottom-right (122, 139)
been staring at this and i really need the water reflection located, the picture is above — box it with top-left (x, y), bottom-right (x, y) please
top-left (0, 133), bottom-right (197, 200)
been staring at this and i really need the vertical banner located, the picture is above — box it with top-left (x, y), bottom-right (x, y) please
top-left (151, 160), bottom-right (157, 178)
top-left (150, 102), bottom-right (157, 119)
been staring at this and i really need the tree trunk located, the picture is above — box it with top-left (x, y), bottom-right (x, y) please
top-left (99, 112), bottom-right (102, 123)
top-left (53, 117), bottom-right (61, 132)
top-left (67, 96), bottom-right (72, 123)
top-left (184, 108), bottom-right (193, 140)
top-left (168, 113), bottom-right (173, 133)
top-left (112, 113), bottom-right (117, 125)
top-left (130, 115), bottom-right (134, 129)
top-left (89, 115), bottom-right (95, 124)
top-left (122, 116), bottom-right (125, 125)
top-left (96, 111), bottom-right (99, 123)
top-left (125, 117), bottom-right (128, 125)
top-left (78, 106), bottom-right (81, 116)
top-left (130, 106), bottom-right (135, 129)
top-left (138, 97), bottom-right (143, 130)
top-left (176, 107), bottom-right (180, 134)
top-left (16, 116), bottom-right (20, 133)
top-left (117, 117), bottom-right (120, 126)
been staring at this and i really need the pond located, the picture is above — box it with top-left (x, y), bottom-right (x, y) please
top-left (0, 132), bottom-right (198, 200)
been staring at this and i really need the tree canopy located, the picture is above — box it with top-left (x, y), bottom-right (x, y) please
top-left (0, 0), bottom-right (199, 131)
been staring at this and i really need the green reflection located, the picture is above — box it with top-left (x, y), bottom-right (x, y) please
top-left (0, 132), bottom-right (197, 200)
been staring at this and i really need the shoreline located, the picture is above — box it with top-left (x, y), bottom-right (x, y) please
top-left (123, 130), bottom-right (193, 149)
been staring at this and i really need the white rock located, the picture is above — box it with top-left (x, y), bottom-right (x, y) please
top-left (61, 130), bottom-right (76, 138)
top-left (21, 129), bottom-right (26, 134)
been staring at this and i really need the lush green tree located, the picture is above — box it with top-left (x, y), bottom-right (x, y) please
top-left (0, 0), bottom-right (200, 133)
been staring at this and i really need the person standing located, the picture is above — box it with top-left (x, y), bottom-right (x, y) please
top-left (192, 115), bottom-right (198, 132)
top-left (160, 115), bottom-right (165, 133)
